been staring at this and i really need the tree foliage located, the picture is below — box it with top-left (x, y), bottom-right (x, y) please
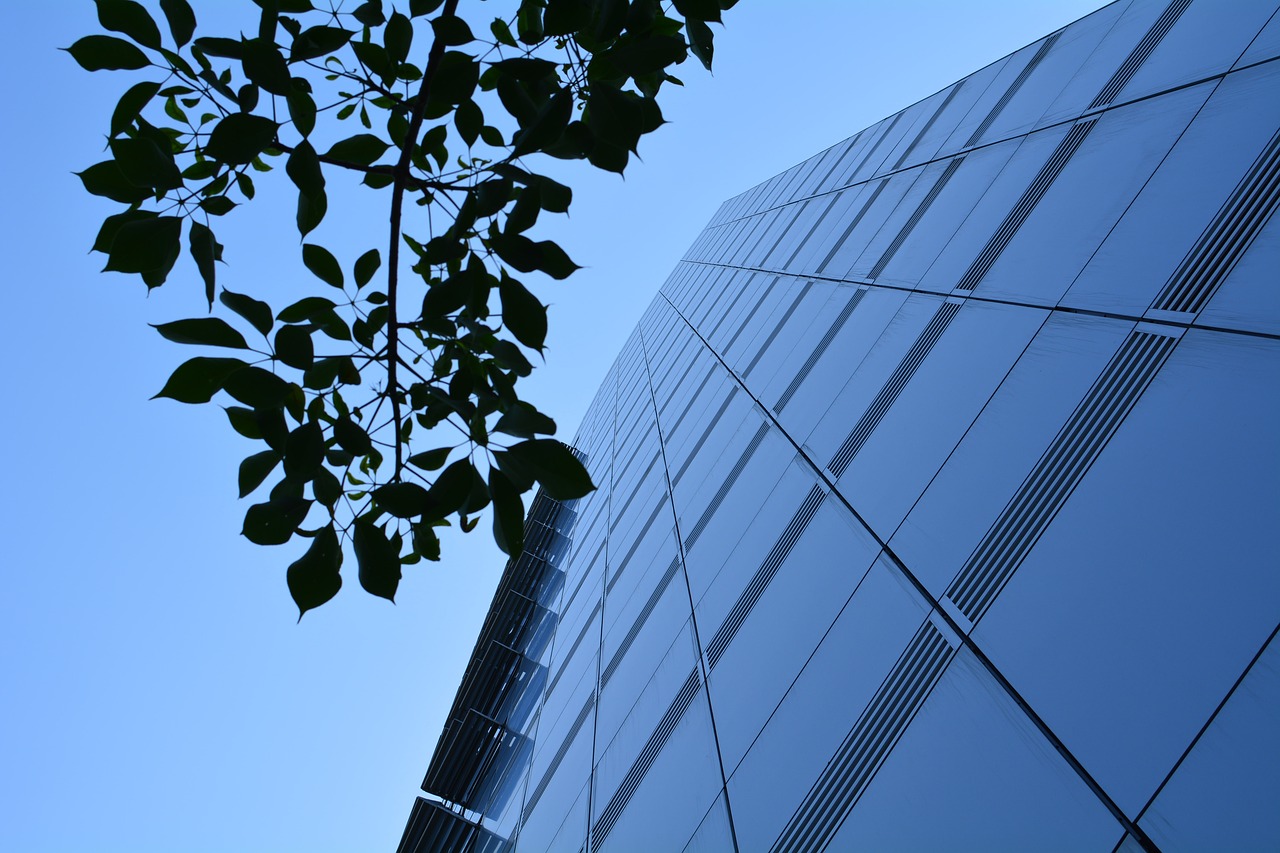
top-left (70, 0), bottom-right (734, 617)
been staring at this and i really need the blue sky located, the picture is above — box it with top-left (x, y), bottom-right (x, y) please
top-left (1, 1), bottom-right (1103, 850)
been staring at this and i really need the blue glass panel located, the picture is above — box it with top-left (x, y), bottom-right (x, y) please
top-left (1198, 211), bottom-right (1280, 336)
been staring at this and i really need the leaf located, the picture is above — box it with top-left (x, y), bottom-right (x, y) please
top-left (489, 469), bottom-right (524, 556)
top-left (199, 196), bottom-right (236, 216)
top-left (286, 140), bottom-right (327, 236)
top-left (287, 525), bottom-right (343, 618)
top-left (673, 0), bottom-right (723, 22)
top-left (287, 90), bottom-right (316, 137)
top-left (685, 16), bottom-right (714, 69)
top-left (384, 12), bottom-right (413, 65)
top-left (189, 221), bottom-right (218, 306)
top-left (153, 317), bottom-right (249, 349)
top-left (373, 482), bottom-right (430, 518)
top-left (428, 458), bottom-right (475, 517)
top-left (333, 416), bottom-right (373, 455)
top-left (222, 366), bottom-right (291, 409)
top-left (498, 272), bottom-right (546, 350)
top-left (489, 18), bottom-right (517, 47)
top-left (494, 402), bottom-right (556, 438)
top-left (239, 450), bottom-right (281, 497)
top-left (159, 0), bottom-right (197, 47)
top-left (103, 216), bottom-right (182, 280)
top-left (278, 296), bottom-right (337, 323)
top-left (353, 520), bottom-right (400, 601)
top-left (205, 113), bottom-right (279, 165)
top-left (192, 36), bottom-right (243, 59)
top-left (431, 14), bottom-right (473, 46)
top-left (407, 447), bottom-right (450, 471)
top-left (97, 0), bottom-right (163, 49)
top-left (510, 88), bottom-right (572, 158)
top-left (312, 467), bottom-right (342, 508)
top-left (353, 249), bottom-right (381, 288)
top-left (455, 98), bottom-right (482, 147)
top-left (93, 209), bottom-right (156, 254)
top-left (220, 289), bottom-right (274, 336)
top-left (409, 0), bottom-right (444, 15)
top-left (242, 496), bottom-right (311, 545)
top-left (110, 81), bottom-right (160, 137)
top-left (153, 356), bottom-right (246, 403)
top-left (78, 162), bottom-right (150, 207)
top-left (505, 439), bottom-right (593, 500)
top-left (302, 244), bottom-right (343, 289)
top-left (352, 0), bottom-right (386, 27)
top-left (535, 240), bottom-right (579, 279)
top-left (284, 421), bottom-right (325, 481)
top-left (324, 134), bottom-right (389, 166)
top-left (66, 35), bottom-right (150, 71)
top-left (290, 25), bottom-right (354, 62)
top-left (274, 325), bottom-right (314, 369)
top-left (242, 38), bottom-right (293, 95)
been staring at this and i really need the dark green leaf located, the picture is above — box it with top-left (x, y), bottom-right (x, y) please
top-left (373, 482), bottom-right (430, 518)
top-left (424, 51), bottom-right (478, 111)
top-left (284, 421), bottom-right (325, 481)
top-left (685, 16), bottom-right (713, 69)
top-left (413, 521), bottom-right (441, 560)
top-left (66, 35), bottom-right (150, 71)
top-left (324, 134), bottom-right (389, 166)
top-left (427, 458), bottom-right (475, 517)
top-left (494, 402), bottom-right (556, 438)
top-left (489, 17), bottom-right (517, 47)
top-left (159, 0), bottom-right (197, 47)
top-left (192, 36), bottom-right (243, 58)
top-left (352, 0), bottom-right (386, 27)
top-left (226, 406), bottom-right (261, 439)
top-left (289, 25), bottom-right (354, 61)
top-left (384, 12), bottom-right (413, 65)
top-left (302, 244), bottom-right (343, 289)
top-left (407, 446), bottom-right (450, 471)
top-left (312, 467), bottom-right (342, 508)
top-left (153, 356), bottom-right (246, 403)
top-left (274, 324), bottom-right (314, 369)
top-left (431, 14), bottom-right (473, 46)
top-left (506, 439), bottom-right (593, 499)
top-left (98, 0), bottom-right (163, 48)
top-left (221, 289), bottom-right (274, 336)
top-left (334, 416), bottom-right (373, 455)
top-left (110, 81), bottom-right (160, 137)
top-left (243, 496), bottom-right (311, 545)
top-left (222, 366), bottom-right (291, 409)
top-left (510, 88), bottom-right (572, 158)
top-left (285, 140), bottom-right (326, 236)
top-left (242, 37), bottom-right (292, 95)
top-left (353, 520), bottom-right (400, 600)
top-left (152, 317), bottom-right (249, 349)
top-left (489, 468), bottom-right (524, 555)
top-left (287, 525), bottom-right (342, 617)
top-left (409, 0), bottom-right (444, 15)
top-left (77, 161), bottom-right (150, 204)
top-left (239, 450), bottom-right (281, 497)
top-left (287, 90), bottom-right (316, 137)
top-left (673, 0), bottom-right (722, 22)
top-left (189, 221), bottom-right (218, 306)
top-left (199, 195), bottom-right (236, 215)
top-left (278, 296), bottom-right (337, 323)
top-left (93, 209), bottom-right (156, 254)
top-left (103, 216), bottom-right (182, 281)
top-left (455, 98), bottom-right (482, 147)
top-left (353, 249), bottom-right (380, 288)
top-left (205, 113), bottom-right (278, 165)
top-left (498, 272), bottom-right (546, 350)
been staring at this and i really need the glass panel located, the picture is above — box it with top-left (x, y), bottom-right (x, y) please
top-left (973, 82), bottom-right (1212, 306)
top-left (834, 300), bottom-right (1048, 541)
top-left (1033, 0), bottom-right (1131, 127)
top-left (1115, 0), bottom-right (1276, 103)
top-left (889, 313), bottom-right (1132, 599)
top-left (682, 793), bottom-right (735, 853)
top-left (1198, 211), bottom-right (1280, 336)
top-left (1141, 630), bottom-right (1280, 851)
top-left (828, 649), bottom-right (1122, 851)
top-left (1234, 3), bottom-right (1280, 66)
top-left (975, 329), bottom-right (1280, 815)
top-left (1064, 60), bottom-right (1280, 317)
top-left (725, 556), bottom-right (929, 848)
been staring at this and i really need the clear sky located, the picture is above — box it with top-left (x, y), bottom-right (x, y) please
top-left (1, 1), bottom-right (1105, 850)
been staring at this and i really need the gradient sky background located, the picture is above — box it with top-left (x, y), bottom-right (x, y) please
top-left (2, 1), bottom-right (1104, 850)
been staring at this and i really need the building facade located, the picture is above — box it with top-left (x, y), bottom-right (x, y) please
top-left (400, 0), bottom-right (1280, 849)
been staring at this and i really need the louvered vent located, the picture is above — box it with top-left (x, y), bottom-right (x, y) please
top-left (868, 157), bottom-right (966, 279)
top-left (397, 797), bottom-right (484, 853)
top-left (828, 301), bottom-right (962, 478)
top-left (964, 34), bottom-right (1059, 148)
top-left (770, 622), bottom-right (954, 853)
top-left (706, 486), bottom-right (826, 669)
top-left (592, 668), bottom-right (703, 847)
top-left (956, 119), bottom-right (1097, 291)
top-left (891, 82), bottom-right (965, 172)
top-left (1089, 0), bottom-right (1192, 109)
top-left (1152, 127), bottom-right (1280, 315)
top-left (946, 330), bottom-right (1178, 623)
top-left (775, 289), bottom-right (867, 414)
top-left (684, 422), bottom-right (771, 551)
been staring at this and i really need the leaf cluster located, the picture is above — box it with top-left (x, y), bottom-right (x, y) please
top-left (69, 0), bottom-right (734, 617)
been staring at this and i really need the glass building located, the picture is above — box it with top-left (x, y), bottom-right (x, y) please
top-left (400, 0), bottom-right (1280, 849)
